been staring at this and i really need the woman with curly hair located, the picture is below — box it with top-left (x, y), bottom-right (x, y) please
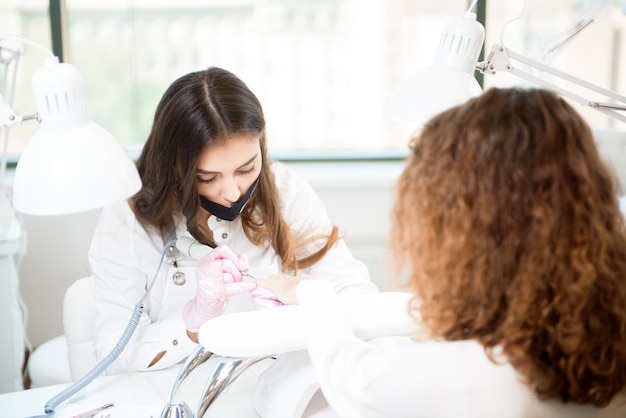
top-left (260, 87), bottom-right (626, 417)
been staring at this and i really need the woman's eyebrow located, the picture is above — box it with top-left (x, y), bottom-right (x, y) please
top-left (197, 153), bottom-right (258, 175)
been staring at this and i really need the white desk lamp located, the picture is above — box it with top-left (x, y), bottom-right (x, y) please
top-left (384, 6), bottom-right (485, 126)
top-left (0, 35), bottom-right (141, 215)
top-left (384, 0), bottom-right (626, 126)
top-left (0, 34), bottom-right (141, 408)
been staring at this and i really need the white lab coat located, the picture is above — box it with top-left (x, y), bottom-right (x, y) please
top-left (88, 161), bottom-right (377, 374)
top-left (296, 280), bottom-right (626, 418)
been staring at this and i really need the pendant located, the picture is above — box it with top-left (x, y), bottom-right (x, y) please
top-left (172, 268), bottom-right (187, 286)
top-left (170, 259), bottom-right (187, 286)
top-left (166, 243), bottom-right (187, 286)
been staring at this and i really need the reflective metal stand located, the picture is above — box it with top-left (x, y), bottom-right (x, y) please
top-left (160, 344), bottom-right (270, 418)
top-left (195, 355), bottom-right (270, 418)
top-left (160, 345), bottom-right (212, 418)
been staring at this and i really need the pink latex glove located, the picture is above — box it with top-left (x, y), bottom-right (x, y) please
top-left (183, 245), bottom-right (256, 332)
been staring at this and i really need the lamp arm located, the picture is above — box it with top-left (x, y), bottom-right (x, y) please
top-left (544, 18), bottom-right (595, 56)
top-left (0, 94), bottom-right (39, 131)
top-left (0, 36), bottom-right (51, 129)
top-left (0, 94), bottom-right (22, 127)
top-left (478, 45), bottom-right (626, 124)
top-left (0, 35), bottom-right (54, 59)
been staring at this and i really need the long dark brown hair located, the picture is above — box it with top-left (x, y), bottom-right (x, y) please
top-left (391, 87), bottom-right (626, 406)
top-left (132, 67), bottom-right (338, 271)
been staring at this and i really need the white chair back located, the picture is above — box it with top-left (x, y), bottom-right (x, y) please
top-left (63, 276), bottom-right (98, 380)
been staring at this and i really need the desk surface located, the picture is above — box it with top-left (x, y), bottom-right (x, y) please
top-left (0, 355), bottom-right (334, 418)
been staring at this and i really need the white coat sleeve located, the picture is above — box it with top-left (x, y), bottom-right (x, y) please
top-left (296, 279), bottom-right (393, 417)
top-left (89, 201), bottom-right (197, 374)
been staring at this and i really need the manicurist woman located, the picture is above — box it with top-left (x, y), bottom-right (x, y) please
top-left (88, 67), bottom-right (377, 374)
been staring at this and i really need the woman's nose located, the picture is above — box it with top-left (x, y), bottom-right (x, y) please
top-left (221, 178), bottom-right (242, 203)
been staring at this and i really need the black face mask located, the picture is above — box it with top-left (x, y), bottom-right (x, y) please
top-left (200, 174), bottom-right (261, 221)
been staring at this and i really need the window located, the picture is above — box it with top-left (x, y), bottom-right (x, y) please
top-left (2, 0), bottom-right (625, 160)
top-left (1, 0), bottom-right (462, 157)
top-left (60, 0), bottom-right (468, 155)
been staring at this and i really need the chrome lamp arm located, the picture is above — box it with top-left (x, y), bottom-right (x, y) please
top-left (0, 94), bottom-right (23, 127)
top-left (0, 94), bottom-right (40, 127)
top-left (477, 44), bottom-right (626, 123)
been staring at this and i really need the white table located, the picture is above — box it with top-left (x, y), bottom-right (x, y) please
top-left (0, 355), bottom-right (333, 418)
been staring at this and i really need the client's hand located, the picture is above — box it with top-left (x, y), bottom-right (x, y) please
top-left (249, 285), bottom-right (285, 309)
top-left (183, 245), bottom-right (255, 333)
top-left (255, 273), bottom-right (314, 306)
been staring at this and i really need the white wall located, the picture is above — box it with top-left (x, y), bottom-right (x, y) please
top-left (17, 160), bottom-right (405, 348)
top-left (18, 209), bottom-right (102, 348)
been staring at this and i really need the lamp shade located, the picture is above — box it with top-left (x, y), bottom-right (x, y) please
top-left (12, 121), bottom-right (141, 215)
top-left (12, 57), bottom-right (141, 215)
top-left (384, 11), bottom-right (485, 126)
top-left (384, 65), bottom-right (483, 126)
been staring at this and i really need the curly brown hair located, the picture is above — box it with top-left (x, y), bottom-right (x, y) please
top-left (132, 67), bottom-right (338, 271)
top-left (391, 87), bottom-right (626, 406)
